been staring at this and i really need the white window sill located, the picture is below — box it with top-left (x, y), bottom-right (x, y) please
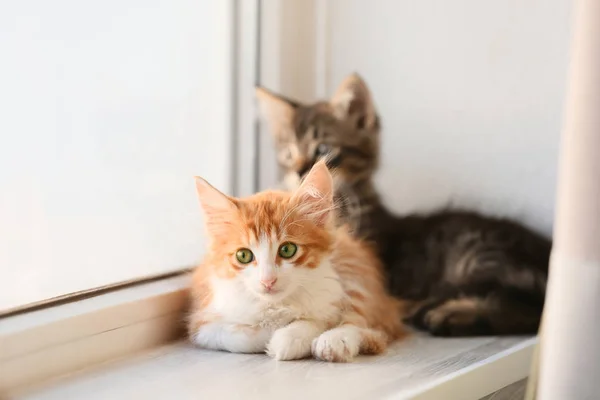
top-left (1, 274), bottom-right (535, 399)
top-left (15, 336), bottom-right (535, 400)
top-left (0, 275), bottom-right (190, 394)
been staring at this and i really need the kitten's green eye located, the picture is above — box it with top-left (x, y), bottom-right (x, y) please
top-left (278, 242), bottom-right (298, 259)
top-left (235, 248), bottom-right (254, 264)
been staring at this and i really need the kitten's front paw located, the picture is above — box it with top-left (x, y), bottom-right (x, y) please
top-left (267, 327), bottom-right (313, 361)
top-left (312, 328), bottom-right (360, 363)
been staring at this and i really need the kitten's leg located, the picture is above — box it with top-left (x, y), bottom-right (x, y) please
top-left (312, 325), bottom-right (387, 363)
top-left (413, 291), bottom-right (542, 336)
top-left (267, 320), bottom-right (326, 361)
top-left (403, 286), bottom-right (462, 331)
top-left (415, 297), bottom-right (491, 336)
top-left (190, 321), bottom-right (272, 353)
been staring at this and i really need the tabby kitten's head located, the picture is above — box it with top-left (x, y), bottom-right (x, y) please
top-left (256, 74), bottom-right (380, 189)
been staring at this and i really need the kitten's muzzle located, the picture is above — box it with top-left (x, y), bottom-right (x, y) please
top-left (260, 277), bottom-right (278, 291)
top-left (298, 154), bottom-right (342, 181)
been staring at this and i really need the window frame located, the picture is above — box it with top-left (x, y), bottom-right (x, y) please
top-left (0, 0), bottom-right (260, 393)
top-left (1, 0), bottom-right (259, 317)
top-left (1, 2), bottom-right (539, 398)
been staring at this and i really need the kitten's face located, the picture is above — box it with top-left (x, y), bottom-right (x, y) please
top-left (195, 161), bottom-right (335, 302)
top-left (257, 74), bottom-right (380, 189)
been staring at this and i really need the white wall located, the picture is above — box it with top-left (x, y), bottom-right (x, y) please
top-left (258, 1), bottom-right (321, 190)
top-left (0, 0), bottom-right (234, 310)
top-left (327, 0), bottom-right (572, 235)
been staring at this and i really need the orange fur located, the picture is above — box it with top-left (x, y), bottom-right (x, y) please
top-left (188, 161), bottom-right (408, 362)
top-left (331, 228), bottom-right (406, 339)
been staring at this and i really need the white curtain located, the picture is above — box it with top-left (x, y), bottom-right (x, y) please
top-left (533, 0), bottom-right (600, 398)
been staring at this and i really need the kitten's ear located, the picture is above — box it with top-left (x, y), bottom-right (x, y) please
top-left (194, 177), bottom-right (237, 225)
top-left (330, 73), bottom-right (377, 130)
top-left (291, 160), bottom-right (334, 227)
top-left (255, 87), bottom-right (299, 141)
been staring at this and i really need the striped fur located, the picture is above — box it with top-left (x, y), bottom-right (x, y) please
top-left (256, 74), bottom-right (551, 336)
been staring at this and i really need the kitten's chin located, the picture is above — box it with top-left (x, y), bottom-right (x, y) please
top-left (250, 285), bottom-right (293, 302)
top-left (283, 172), bottom-right (301, 190)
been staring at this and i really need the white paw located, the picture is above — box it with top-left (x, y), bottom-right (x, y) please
top-left (267, 327), bottom-right (313, 361)
top-left (312, 328), bottom-right (360, 363)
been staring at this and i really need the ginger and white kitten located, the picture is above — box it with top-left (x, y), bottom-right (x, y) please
top-left (188, 161), bottom-right (406, 362)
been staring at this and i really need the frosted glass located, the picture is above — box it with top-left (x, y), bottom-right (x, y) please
top-left (0, 0), bottom-right (233, 310)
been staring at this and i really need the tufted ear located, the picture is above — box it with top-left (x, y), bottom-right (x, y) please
top-left (330, 73), bottom-right (377, 130)
top-left (255, 87), bottom-right (300, 142)
top-left (194, 177), bottom-right (238, 231)
top-left (290, 160), bottom-right (334, 227)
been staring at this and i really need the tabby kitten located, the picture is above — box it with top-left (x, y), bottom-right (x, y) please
top-left (256, 74), bottom-right (551, 337)
top-left (188, 161), bottom-right (406, 361)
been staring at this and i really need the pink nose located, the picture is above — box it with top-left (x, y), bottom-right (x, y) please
top-left (260, 278), bottom-right (278, 290)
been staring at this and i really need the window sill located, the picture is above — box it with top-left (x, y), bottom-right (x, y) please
top-left (0, 275), bottom-right (190, 395)
top-left (1, 274), bottom-right (535, 399)
top-left (15, 337), bottom-right (535, 400)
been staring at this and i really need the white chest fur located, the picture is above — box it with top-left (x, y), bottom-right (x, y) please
top-left (207, 263), bottom-right (345, 330)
